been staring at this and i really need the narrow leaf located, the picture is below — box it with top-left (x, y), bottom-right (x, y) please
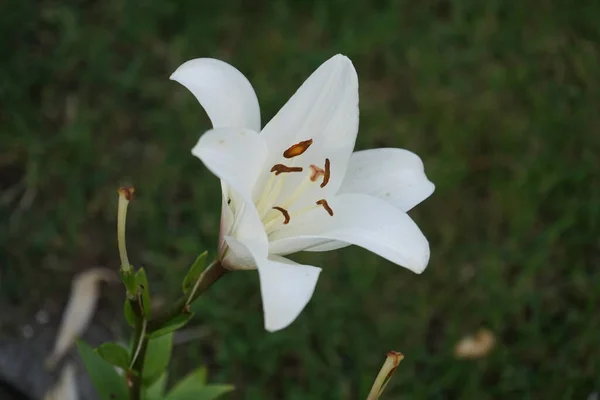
top-left (182, 252), bottom-right (207, 294)
top-left (148, 313), bottom-right (194, 339)
top-left (119, 268), bottom-right (138, 297)
top-left (165, 367), bottom-right (232, 400)
top-left (96, 342), bottom-right (130, 370)
top-left (143, 333), bottom-right (173, 386)
top-left (45, 268), bottom-right (116, 369)
top-left (124, 299), bottom-right (136, 327)
top-left (77, 341), bottom-right (127, 400)
top-left (135, 268), bottom-right (152, 317)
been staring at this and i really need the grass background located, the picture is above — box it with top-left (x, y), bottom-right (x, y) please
top-left (1, 0), bottom-right (599, 398)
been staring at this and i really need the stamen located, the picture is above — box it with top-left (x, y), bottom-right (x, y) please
top-left (272, 206), bottom-right (291, 224)
top-left (310, 158), bottom-right (331, 188)
top-left (321, 158), bottom-right (330, 188)
top-left (316, 199), bottom-right (334, 216)
top-left (270, 164), bottom-right (303, 175)
top-left (283, 139), bottom-right (313, 158)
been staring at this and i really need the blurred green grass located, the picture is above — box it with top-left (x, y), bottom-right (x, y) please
top-left (1, 0), bottom-right (599, 398)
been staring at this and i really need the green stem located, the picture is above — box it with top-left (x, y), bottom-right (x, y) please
top-left (126, 260), bottom-right (227, 400)
top-left (147, 260), bottom-right (227, 332)
top-left (128, 334), bottom-right (148, 400)
top-left (127, 295), bottom-right (147, 400)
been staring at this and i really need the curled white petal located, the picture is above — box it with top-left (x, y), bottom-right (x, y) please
top-left (171, 58), bottom-right (261, 131)
top-left (192, 128), bottom-right (268, 204)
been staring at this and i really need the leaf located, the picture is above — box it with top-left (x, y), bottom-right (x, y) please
top-left (45, 268), bottom-right (116, 369)
top-left (43, 362), bottom-right (78, 400)
top-left (143, 333), bottom-right (173, 386)
top-left (454, 328), bottom-right (496, 359)
top-left (136, 268), bottom-right (152, 317)
top-left (165, 367), bottom-right (233, 400)
top-left (148, 313), bottom-right (194, 339)
top-left (77, 341), bottom-right (127, 400)
top-left (182, 252), bottom-right (207, 294)
top-left (119, 268), bottom-right (137, 297)
top-left (124, 299), bottom-right (136, 327)
top-left (96, 342), bottom-right (130, 370)
top-left (144, 373), bottom-right (168, 400)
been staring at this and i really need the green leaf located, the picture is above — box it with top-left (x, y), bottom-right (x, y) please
top-left (77, 340), bottom-right (128, 400)
top-left (165, 367), bottom-right (233, 400)
top-left (144, 372), bottom-right (168, 400)
top-left (136, 268), bottom-right (151, 317)
top-left (119, 267), bottom-right (137, 296)
top-left (143, 333), bottom-right (173, 386)
top-left (124, 298), bottom-right (136, 327)
top-left (148, 312), bottom-right (194, 339)
top-left (182, 252), bottom-right (208, 294)
top-left (96, 342), bottom-right (130, 370)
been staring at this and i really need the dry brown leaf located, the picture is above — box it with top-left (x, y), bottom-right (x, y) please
top-left (454, 328), bottom-right (496, 359)
top-left (43, 362), bottom-right (78, 400)
top-left (45, 268), bottom-right (116, 369)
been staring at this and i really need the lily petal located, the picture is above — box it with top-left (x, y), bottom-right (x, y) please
top-left (258, 255), bottom-right (321, 332)
top-left (339, 148), bottom-right (435, 211)
top-left (302, 240), bottom-right (349, 252)
top-left (192, 128), bottom-right (267, 204)
top-left (257, 54), bottom-right (359, 195)
top-left (225, 237), bottom-right (321, 331)
top-left (269, 193), bottom-right (430, 273)
top-left (171, 58), bottom-right (261, 132)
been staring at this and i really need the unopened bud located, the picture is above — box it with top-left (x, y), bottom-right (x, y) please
top-left (366, 351), bottom-right (404, 400)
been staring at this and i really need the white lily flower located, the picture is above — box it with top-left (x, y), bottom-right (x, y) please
top-left (171, 54), bottom-right (434, 332)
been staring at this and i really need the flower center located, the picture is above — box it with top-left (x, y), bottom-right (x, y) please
top-left (255, 139), bottom-right (334, 235)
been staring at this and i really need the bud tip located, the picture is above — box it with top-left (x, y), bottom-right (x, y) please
top-left (118, 187), bottom-right (135, 201)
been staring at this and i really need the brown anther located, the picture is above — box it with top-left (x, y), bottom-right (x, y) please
top-left (270, 164), bottom-right (303, 175)
top-left (316, 199), bottom-right (334, 216)
top-left (118, 186), bottom-right (135, 201)
top-left (272, 206), bottom-right (291, 224)
top-left (283, 139), bottom-right (313, 158)
top-left (321, 158), bottom-right (330, 188)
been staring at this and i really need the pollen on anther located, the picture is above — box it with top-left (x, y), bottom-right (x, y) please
top-left (321, 158), bottom-right (331, 188)
top-left (310, 158), bottom-right (331, 188)
top-left (283, 139), bottom-right (313, 158)
top-left (272, 206), bottom-right (291, 224)
top-left (270, 164), bottom-right (303, 175)
top-left (316, 199), bottom-right (334, 216)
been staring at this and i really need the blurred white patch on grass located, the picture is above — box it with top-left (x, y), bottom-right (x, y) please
top-left (454, 328), bottom-right (496, 359)
top-left (45, 268), bottom-right (116, 369)
top-left (43, 362), bottom-right (78, 400)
